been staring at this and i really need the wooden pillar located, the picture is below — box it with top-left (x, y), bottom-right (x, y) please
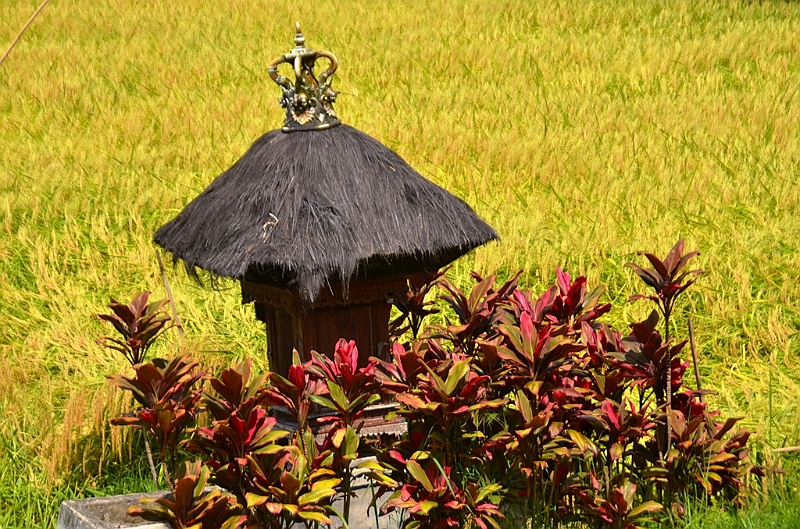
top-left (243, 277), bottom-right (407, 377)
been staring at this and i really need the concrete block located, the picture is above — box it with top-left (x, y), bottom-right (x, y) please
top-left (57, 491), bottom-right (169, 529)
top-left (57, 480), bottom-right (402, 529)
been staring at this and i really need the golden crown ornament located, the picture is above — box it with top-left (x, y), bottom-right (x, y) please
top-left (268, 23), bottom-right (341, 133)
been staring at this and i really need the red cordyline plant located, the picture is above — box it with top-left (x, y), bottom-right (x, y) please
top-left (97, 291), bottom-right (170, 365)
top-left (127, 461), bottom-right (244, 529)
top-left (101, 306), bottom-right (353, 528)
top-left (627, 240), bottom-right (703, 343)
top-left (264, 356), bottom-right (324, 423)
top-left (368, 241), bottom-right (760, 529)
top-left (304, 339), bottom-right (382, 523)
top-left (529, 267), bottom-right (611, 330)
top-left (100, 292), bottom-right (200, 488)
top-left (245, 446), bottom-right (342, 528)
top-left (109, 354), bottom-right (204, 484)
top-left (184, 359), bottom-right (276, 506)
top-left (626, 240), bottom-right (703, 459)
top-left (185, 357), bottom-right (347, 529)
top-left (574, 479), bottom-right (662, 529)
top-left (383, 458), bottom-right (503, 529)
top-left (305, 339), bottom-right (382, 429)
top-left (106, 240), bottom-right (762, 529)
top-left (120, 354), bottom-right (359, 529)
top-left (390, 269), bottom-right (446, 340)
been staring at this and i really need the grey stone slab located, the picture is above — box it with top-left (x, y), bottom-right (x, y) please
top-left (57, 491), bottom-right (168, 529)
top-left (57, 481), bottom-right (402, 529)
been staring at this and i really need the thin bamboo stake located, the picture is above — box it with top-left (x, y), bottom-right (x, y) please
top-left (156, 251), bottom-right (185, 338)
top-left (773, 446), bottom-right (800, 454)
top-left (0, 0), bottom-right (51, 68)
top-left (688, 317), bottom-right (704, 402)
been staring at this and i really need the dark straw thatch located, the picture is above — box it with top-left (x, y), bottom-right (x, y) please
top-left (154, 124), bottom-right (498, 302)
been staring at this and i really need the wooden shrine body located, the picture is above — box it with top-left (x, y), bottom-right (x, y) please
top-left (241, 276), bottom-right (408, 376)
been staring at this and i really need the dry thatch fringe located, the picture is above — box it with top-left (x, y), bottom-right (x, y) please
top-left (155, 125), bottom-right (498, 302)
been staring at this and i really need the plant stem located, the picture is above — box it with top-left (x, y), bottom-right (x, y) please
top-left (664, 303), bottom-right (672, 457)
top-left (343, 465), bottom-right (352, 525)
top-left (369, 480), bottom-right (380, 529)
top-left (769, 369), bottom-right (773, 444)
top-left (688, 318), bottom-right (703, 401)
top-left (161, 461), bottom-right (174, 489)
top-left (143, 432), bottom-right (159, 487)
top-left (157, 251), bottom-right (185, 338)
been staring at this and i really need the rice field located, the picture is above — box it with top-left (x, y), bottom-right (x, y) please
top-left (1, 0), bottom-right (800, 526)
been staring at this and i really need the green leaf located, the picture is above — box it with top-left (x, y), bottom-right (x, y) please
top-left (476, 483), bottom-right (503, 503)
top-left (468, 398), bottom-right (508, 412)
top-left (482, 515), bottom-right (502, 529)
top-left (327, 381), bottom-right (350, 411)
top-left (468, 274), bottom-right (495, 310)
top-left (406, 460), bottom-right (434, 492)
top-left (313, 478), bottom-right (342, 491)
top-left (253, 427), bottom-right (291, 445)
top-left (358, 459), bottom-right (384, 471)
top-left (418, 500), bottom-right (438, 515)
top-left (516, 391), bottom-right (532, 422)
top-left (368, 471), bottom-right (399, 488)
top-left (253, 443), bottom-right (285, 455)
top-left (431, 458), bottom-right (458, 499)
top-left (298, 488), bottom-right (336, 506)
top-left (628, 500), bottom-right (663, 518)
top-left (325, 506), bottom-right (350, 529)
top-left (444, 360), bottom-right (470, 395)
top-left (566, 429), bottom-right (596, 455)
top-left (709, 452), bottom-right (737, 464)
top-left (582, 285), bottom-right (605, 311)
top-left (193, 465), bottom-right (210, 498)
top-left (308, 395), bottom-right (338, 411)
top-left (246, 493), bottom-right (269, 508)
top-left (342, 425), bottom-right (359, 456)
top-left (331, 427), bottom-right (346, 448)
top-left (220, 516), bottom-right (247, 529)
top-left (524, 380), bottom-right (544, 396)
top-left (419, 362), bottom-right (448, 399)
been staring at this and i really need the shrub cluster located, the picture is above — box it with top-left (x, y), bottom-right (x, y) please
top-left (99, 241), bottom-right (762, 529)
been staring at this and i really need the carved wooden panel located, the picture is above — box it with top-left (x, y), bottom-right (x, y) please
top-left (249, 276), bottom-right (407, 377)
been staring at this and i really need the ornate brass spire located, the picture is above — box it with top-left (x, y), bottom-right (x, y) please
top-left (268, 23), bottom-right (340, 133)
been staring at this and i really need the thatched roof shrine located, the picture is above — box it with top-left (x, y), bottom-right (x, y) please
top-left (154, 124), bottom-right (497, 302)
top-left (154, 24), bottom-right (497, 303)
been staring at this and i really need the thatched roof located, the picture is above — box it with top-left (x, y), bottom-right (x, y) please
top-left (153, 124), bottom-right (498, 302)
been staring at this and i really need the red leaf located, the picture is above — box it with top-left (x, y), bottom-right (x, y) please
top-left (641, 253), bottom-right (669, 280)
top-left (335, 339), bottom-right (359, 373)
top-left (602, 400), bottom-right (621, 430)
top-left (288, 364), bottom-right (305, 390)
top-left (663, 239), bottom-right (685, 273)
top-left (556, 267), bottom-right (572, 295)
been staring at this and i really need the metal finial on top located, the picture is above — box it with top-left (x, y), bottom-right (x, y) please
top-left (269, 23), bottom-right (340, 133)
top-left (293, 22), bottom-right (305, 47)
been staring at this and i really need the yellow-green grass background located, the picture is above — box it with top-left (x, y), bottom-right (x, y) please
top-left (2, 0), bottom-right (800, 525)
